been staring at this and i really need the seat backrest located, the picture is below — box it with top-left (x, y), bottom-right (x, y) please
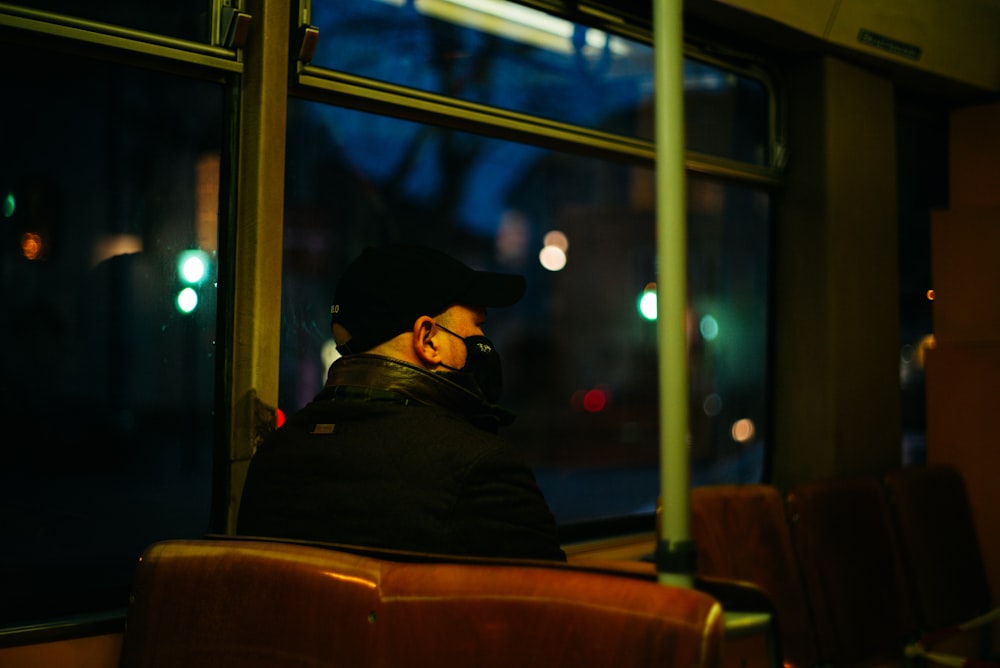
top-left (786, 477), bottom-right (916, 668)
top-left (883, 464), bottom-right (992, 634)
top-left (118, 538), bottom-right (725, 668)
top-left (691, 484), bottom-right (819, 668)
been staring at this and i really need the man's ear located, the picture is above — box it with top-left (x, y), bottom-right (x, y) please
top-left (332, 323), bottom-right (352, 346)
top-left (412, 315), bottom-right (442, 365)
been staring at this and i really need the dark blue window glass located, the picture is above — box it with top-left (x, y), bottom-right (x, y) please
top-left (307, 0), bottom-right (771, 164)
top-left (4, 0), bottom-right (213, 43)
top-left (0, 44), bottom-right (220, 626)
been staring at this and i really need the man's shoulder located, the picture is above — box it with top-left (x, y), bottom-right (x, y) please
top-left (261, 396), bottom-right (501, 448)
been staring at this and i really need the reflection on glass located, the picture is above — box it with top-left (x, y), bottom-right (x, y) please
top-left (311, 0), bottom-right (652, 138)
top-left (684, 59), bottom-right (771, 164)
top-left (282, 99), bottom-right (770, 526)
top-left (0, 44), bottom-right (220, 625)
top-left (309, 0), bottom-right (771, 161)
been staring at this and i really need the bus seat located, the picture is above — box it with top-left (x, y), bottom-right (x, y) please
top-left (567, 553), bottom-right (785, 668)
top-left (884, 464), bottom-right (997, 661)
top-left (118, 538), bottom-right (725, 668)
top-left (690, 484), bottom-right (819, 668)
top-left (786, 477), bottom-right (916, 668)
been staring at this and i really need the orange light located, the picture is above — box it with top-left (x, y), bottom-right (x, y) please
top-left (20, 232), bottom-right (43, 260)
top-left (915, 334), bottom-right (936, 368)
top-left (731, 418), bottom-right (755, 443)
top-left (926, 289), bottom-right (935, 301)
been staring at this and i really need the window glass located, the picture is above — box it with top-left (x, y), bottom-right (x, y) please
top-left (684, 58), bottom-right (771, 164)
top-left (281, 100), bottom-right (770, 526)
top-left (0, 44), bottom-right (221, 626)
top-left (307, 0), bottom-right (771, 164)
top-left (4, 1), bottom-right (213, 43)
top-left (897, 111), bottom-right (946, 466)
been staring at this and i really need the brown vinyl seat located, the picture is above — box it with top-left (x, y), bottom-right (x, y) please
top-left (884, 463), bottom-right (996, 661)
top-left (118, 537), bottom-right (726, 668)
top-left (690, 484), bottom-right (819, 668)
top-left (786, 477), bottom-right (917, 668)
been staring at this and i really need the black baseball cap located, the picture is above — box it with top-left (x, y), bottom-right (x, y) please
top-left (331, 244), bottom-right (526, 355)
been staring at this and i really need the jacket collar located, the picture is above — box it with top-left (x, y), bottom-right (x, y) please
top-left (322, 354), bottom-right (515, 431)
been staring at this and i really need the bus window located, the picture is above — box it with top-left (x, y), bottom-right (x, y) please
top-left (0, 43), bottom-right (221, 627)
top-left (304, 0), bottom-right (774, 165)
top-left (307, 0), bottom-right (656, 140)
top-left (4, 0), bottom-right (214, 43)
top-left (280, 103), bottom-right (771, 526)
top-left (283, 0), bottom-right (777, 531)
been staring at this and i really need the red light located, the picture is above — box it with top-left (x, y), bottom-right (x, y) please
top-left (276, 408), bottom-right (286, 428)
top-left (582, 389), bottom-right (607, 413)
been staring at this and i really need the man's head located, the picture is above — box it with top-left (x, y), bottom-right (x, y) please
top-left (330, 244), bottom-right (525, 357)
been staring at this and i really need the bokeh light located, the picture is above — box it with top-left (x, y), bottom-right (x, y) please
top-left (20, 232), bottom-right (43, 260)
top-left (539, 244), bottom-right (567, 271)
top-left (543, 229), bottom-right (568, 251)
top-left (582, 388), bottom-right (608, 412)
top-left (176, 287), bottom-right (199, 313)
top-left (731, 418), bottom-right (755, 443)
top-left (177, 249), bottom-right (210, 285)
top-left (703, 393), bottom-right (722, 416)
top-left (699, 314), bottom-right (719, 341)
top-left (638, 282), bottom-right (657, 320)
top-left (570, 385), bottom-right (612, 413)
top-left (539, 229), bottom-right (569, 271)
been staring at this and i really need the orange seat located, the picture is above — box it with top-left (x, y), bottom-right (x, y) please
top-left (119, 538), bottom-right (725, 668)
top-left (786, 477), bottom-right (916, 668)
top-left (691, 484), bottom-right (819, 668)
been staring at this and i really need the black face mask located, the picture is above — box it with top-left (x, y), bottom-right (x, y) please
top-left (435, 323), bottom-right (503, 403)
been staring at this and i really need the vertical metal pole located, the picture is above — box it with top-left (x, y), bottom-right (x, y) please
top-left (226, 0), bottom-right (290, 533)
top-left (654, 0), bottom-right (694, 587)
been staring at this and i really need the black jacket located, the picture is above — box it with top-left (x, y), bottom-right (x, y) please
top-left (237, 354), bottom-right (566, 561)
